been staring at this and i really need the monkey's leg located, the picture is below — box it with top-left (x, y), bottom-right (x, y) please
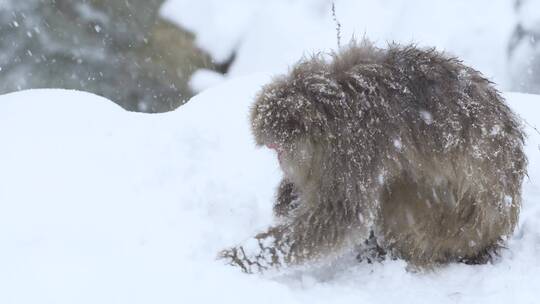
top-left (273, 179), bottom-right (300, 217)
top-left (380, 173), bottom-right (509, 267)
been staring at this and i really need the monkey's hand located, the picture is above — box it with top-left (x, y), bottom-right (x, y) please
top-left (218, 228), bottom-right (290, 273)
top-left (274, 179), bottom-right (300, 218)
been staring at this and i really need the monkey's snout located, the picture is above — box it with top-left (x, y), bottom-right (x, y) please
top-left (266, 143), bottom-right (280, 150)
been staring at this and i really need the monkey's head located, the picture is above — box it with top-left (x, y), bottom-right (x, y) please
top-left (250, 58), bottom-right (347, 186)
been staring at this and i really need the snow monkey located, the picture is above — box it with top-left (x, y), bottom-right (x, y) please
top-left (219, 41), bottom-right (527, 273)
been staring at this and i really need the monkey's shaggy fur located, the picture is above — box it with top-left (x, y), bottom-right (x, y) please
top-left (220, 42), bottom-right (527, 273)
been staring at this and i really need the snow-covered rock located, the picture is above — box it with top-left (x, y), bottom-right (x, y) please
top-left (0, 79), bottom-right (539, 303)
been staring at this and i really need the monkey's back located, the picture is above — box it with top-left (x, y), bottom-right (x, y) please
top-left (333, 45), bottom-right (527, 266)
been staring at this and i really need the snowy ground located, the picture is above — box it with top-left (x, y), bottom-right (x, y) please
top-left (1, 76), bottom-right (539, 303)
top-left (161, 0), bottom-right (516, 91)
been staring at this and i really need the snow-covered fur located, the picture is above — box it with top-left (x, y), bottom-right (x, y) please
top-left (220, 41), bottom-right (527, 272)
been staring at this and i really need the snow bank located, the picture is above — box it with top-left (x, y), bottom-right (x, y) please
top-left (161, 0), bottom-right (515, 89)
top-left (1, 81), bottom-right (539, 303)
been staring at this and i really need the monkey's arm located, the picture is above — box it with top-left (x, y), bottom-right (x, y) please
top-left (219, 202), bottom-right (366, 273)
top-left (273, 179), bottom-right (300, 217)
top-left (218, 226), bottom-right (290, 273)
top-left (218, 181), bottom-right (299, 273)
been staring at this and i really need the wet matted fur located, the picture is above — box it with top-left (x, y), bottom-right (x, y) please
top-left (219, 41), bottom-right (527, 273)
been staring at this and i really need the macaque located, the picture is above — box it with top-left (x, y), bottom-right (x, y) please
top-left (220, 41), bottom-right (527, 273)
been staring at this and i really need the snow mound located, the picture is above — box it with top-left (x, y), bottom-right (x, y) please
top-left (0, 81), bottom-right (539, 303)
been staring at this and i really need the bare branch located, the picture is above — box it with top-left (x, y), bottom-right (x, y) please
top-left (331, 1), bottom-right (342, 49)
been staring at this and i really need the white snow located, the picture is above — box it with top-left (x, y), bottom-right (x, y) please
top-left (189, 69), bottom-right (228, 93)
top-left (420, 110), bottom-right (433, 125)
top-left (393, 138), bottom-right (403, 150)
top-left (0, 83), bottom-right (540, 303)
top-left (517, 1), bottom-right (540, 30)
top-left (161, 0), bottom-right (515, 89)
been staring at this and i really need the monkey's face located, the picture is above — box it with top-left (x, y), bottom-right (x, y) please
top-left (251, 66), bottom-right (340, 188)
